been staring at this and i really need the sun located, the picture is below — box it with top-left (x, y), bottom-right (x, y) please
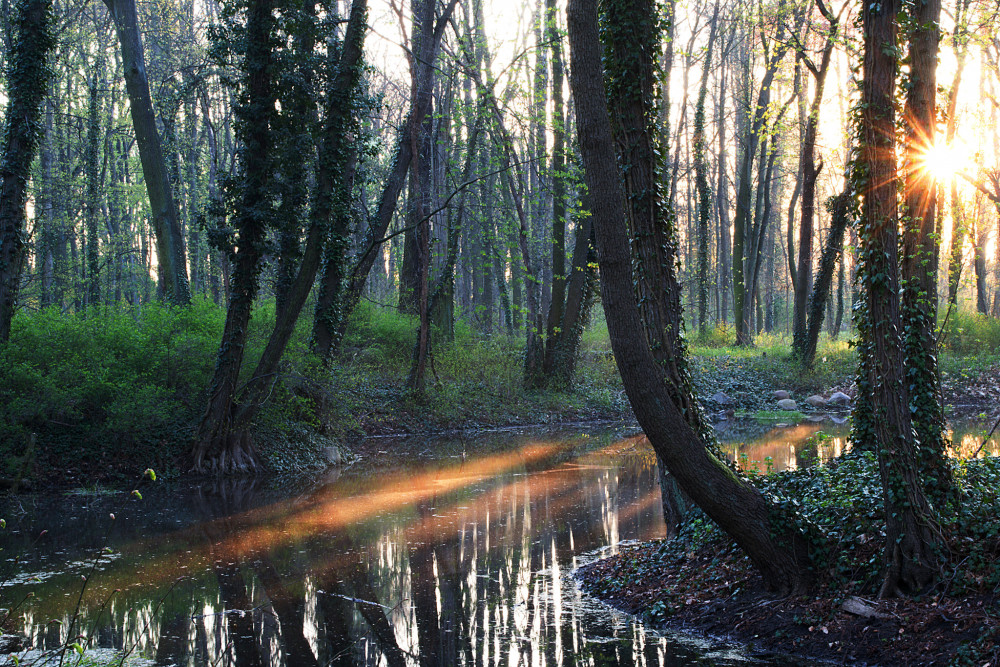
top-left (920, 142), bottom-right (970, 182)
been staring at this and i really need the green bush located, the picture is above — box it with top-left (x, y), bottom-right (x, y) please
top-left (0, 300), bottom-right (225, 484)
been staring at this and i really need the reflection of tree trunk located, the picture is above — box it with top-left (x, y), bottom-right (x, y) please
top-left (214, 561), bottom-right (264, 667)
top-left (194, 479), bottom-right (268, 667)
top-left (153, 606), bottom-right (189, 666)
top-left (339, 556), bottom-right (407, 667)
top-left (410, 540), bottom-right (440, 665)
top-left (254, 559), bottom-right (318, 667)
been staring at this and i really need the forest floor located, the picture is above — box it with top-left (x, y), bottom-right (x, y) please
top-left (577, 539), bottom-right (999, 666)
top-left (575, 369), bottom-right (1000, 667)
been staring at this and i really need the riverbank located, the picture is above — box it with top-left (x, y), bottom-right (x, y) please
top-left (577, 453), bottom-right (1000, 666)
top-left (5, 300), bottom-right (1000, 490)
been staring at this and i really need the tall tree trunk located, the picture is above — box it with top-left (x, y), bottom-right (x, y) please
top-left (193, 0), bottom-right (276, 473)
top-left (542, 0), bottom-right (568, 376)
top-left (900, 0), bottom-right (950, 508)
top-left (0, 0), bottom-right (54, 343)
top-left (567, 0), bottom-right (813, 594)
top-left (224, 0), bottom-right (367, 437)
top-left (792, 1), bottom-right (838, 358)
top-left (313, 0), bottom-right (460, 359)
top-left (694, 8), bottom-right (718, 336)
top-left (104, 0), bottom-right (190, 304)
top-left (858, 0), bottom-right (943, 595)
top-left (85, 67), bottom-right (102, 306)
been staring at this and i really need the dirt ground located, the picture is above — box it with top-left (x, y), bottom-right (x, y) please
top-left (577, 541), bottom-right (1000, 666)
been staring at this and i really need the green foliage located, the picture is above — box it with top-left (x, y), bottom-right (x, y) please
top-left (939, 310), bottom-right (1000, 356)
top-left (693, 322), bottom-right (735, 348)
top-left (0, 300), bottom-right (224, 483)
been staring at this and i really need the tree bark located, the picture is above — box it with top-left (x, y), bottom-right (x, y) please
top-left (104, 0), bottom-right (191, 305)
top-left (801, 189), bottom-right (849, 367)
top-left (193, 0), bottom-right (276, 473)
top-left (858, 0), bottom-right (943, 595)
top-left (0, 0), bottom-right (54, 343)
top-left (792, 0), bottom-right (838, 358)
top-left (900, 0), bottom-right (950, 508)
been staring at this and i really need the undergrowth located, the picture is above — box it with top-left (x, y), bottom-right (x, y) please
top-left (0, 300), bottom-right (627, 488)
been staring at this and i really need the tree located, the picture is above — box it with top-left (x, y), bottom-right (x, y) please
top-left (104, 0), bottom-right (191, 305)
top-left (193, 0), bottom-right (277, 473)
top-left (900, 0), bottom-right (951, 507)
top-left (856, 0), bottom-right (943, 595)
top-left (693, 5), bottom-right (718, 337)
top-left (194, 0), bottom-right (369, 472)
top-left (0, 0), bottom-right (55, 343)
top-left (791, 0), bottom-right (842, 360)
top-left (567, 0), bottom-right (813, 595)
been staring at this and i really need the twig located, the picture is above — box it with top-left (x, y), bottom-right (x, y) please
top-left (973, 413), bottom-right (1000, 458)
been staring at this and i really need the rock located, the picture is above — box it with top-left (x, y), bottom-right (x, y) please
top-left (711, 391), bottom-right (734, 406)
top-left (777, 398), bottom-right (798, 411)
top-left (829, 391), bottom-right (851, 407)
top-left (805, 394), bottom-right (828, 408)
top-left (323, 445), bottom-right (354, 466)
top-left (773, 390), bottom-right (790, 400)
top-left (841, 596), bottom-right (891, 619)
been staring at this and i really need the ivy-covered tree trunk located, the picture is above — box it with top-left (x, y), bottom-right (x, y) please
top-left (542, 0), bottom-right (568, 380)
top-left (693, 9), bottom-right (717, 337)
top-left (858, 0), bottom-right (943, 595)
top-left (567, 0), bottom-right (813, 595)
top-left (801, 188), bottom-right (850, 367)
top-left (233, 0), bottom-right (367, 428)
top-left (0, 0), bottom-right (55, 343)
top-left (312, 0), bottom-right (460, 360)
top-left (792, 0), bottom-right (839, 360)
top-left (193, 0), bottom-right (276, 474)
top-left (900, 0), bottom-right (950, 508)
top-left (85, 68), bottom-right (102, 306)
top-left (104, 0), bottom-right (190, 305)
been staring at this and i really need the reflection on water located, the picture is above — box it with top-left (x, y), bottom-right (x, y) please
top-left (720, 415), bottom-right (1000, 473)
top-left (0, 428), bottom-right (759, 666)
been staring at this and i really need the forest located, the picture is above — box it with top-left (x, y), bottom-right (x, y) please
top-left (3, 0), bottom-right (1000, 662)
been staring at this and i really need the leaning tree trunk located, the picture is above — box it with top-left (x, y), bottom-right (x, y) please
top-left (859, 0), bottom-right (943, 596)
top-left (0, 0), bottom-right (54, 343)
top-left (568, 0), bottom-right (813, 595)
top-left (104, 0), bottom-right (190, 305)
top-left (313, 0), bottom-right (460, 360)
top-left (801, 188), bottom-right (850, 367)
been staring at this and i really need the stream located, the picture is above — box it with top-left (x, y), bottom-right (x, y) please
top-left (0, 418), bottom-right (993, 666)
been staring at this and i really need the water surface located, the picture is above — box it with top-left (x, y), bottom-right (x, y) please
top-left (1, 426), bottom-right (757, 666)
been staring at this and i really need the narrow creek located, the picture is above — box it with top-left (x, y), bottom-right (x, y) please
top-left (0, 418), bottom-right (993, 666)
